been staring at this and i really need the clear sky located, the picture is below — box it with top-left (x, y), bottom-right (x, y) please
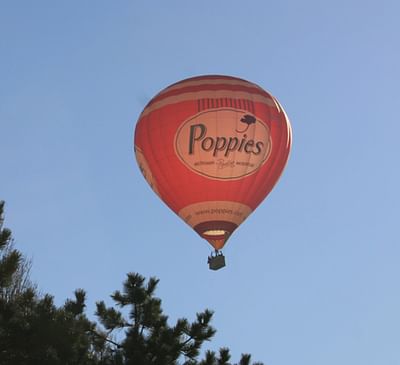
top-left (1, 1), bottom-right (400, 364)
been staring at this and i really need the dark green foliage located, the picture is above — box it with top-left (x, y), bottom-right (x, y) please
top-left (95, 273), bottom-right (218, 365)
top-left (0, 201), bottom-right (263, 365)
top-left (0, 201), bottom-right (96, 365)
top-left (0, 201), bottom-right (20, 290)
top-left (0, 289), bottom-right (95, 365)
top-left (94, 273), bottom-right (262, 365)
top-left (0, 202), bottom-right (35, 303)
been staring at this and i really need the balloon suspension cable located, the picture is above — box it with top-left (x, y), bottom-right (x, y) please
top-left (208, 249), bottom-right (226, 271)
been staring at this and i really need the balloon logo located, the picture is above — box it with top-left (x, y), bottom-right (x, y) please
top-left (236, 114), bottom-right (256, 133)
top-left (174, 108), bottom-right (272, 180)
top-left (134, 75), bottom-right (292, 269)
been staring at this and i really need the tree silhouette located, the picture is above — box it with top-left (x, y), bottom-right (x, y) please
top-left (0, 201), bottom-right (263, 365)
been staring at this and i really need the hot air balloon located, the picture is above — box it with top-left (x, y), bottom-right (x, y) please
top-left (134, 75), bottom-right (291, 270)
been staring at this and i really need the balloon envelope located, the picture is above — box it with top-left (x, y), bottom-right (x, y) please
top-left (134, 75), bottom-right (291, 250)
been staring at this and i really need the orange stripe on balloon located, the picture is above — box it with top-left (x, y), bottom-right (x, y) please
top-left (140, 91), bottom-right (275, 118)
top-left (149, 83), bottom-right (269, 107)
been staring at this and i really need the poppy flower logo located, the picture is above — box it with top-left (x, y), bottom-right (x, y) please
top-left (236, 114), bottom-right (256, 133)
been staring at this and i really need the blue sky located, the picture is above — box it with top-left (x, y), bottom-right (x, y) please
top-left (1, 1), bottom-right (400, 364)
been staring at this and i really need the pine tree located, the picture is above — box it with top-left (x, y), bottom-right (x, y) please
top-left (0, 201), bottom-right (263, 365)
top-left (0, 201), bottom-right (35, 303)
top-left (95, 273), bottom-right (263, 365)
top-left (0, 201), bottom-right (96, 365)
top-left (0, 201), bottom-right (21, 298)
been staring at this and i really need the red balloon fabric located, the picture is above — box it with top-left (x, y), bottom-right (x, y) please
top-left (134, 75), bottom-right (292, 250)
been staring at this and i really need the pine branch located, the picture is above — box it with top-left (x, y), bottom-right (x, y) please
top-left (88, 328), bottom-right (122, 349)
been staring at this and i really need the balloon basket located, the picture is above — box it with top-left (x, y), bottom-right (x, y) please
top-left (208, 251), bottom-right (226, 271)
